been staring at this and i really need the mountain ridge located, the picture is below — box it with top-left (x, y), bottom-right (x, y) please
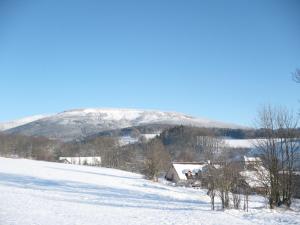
top-left (1, 108), bottom-right (248, 141)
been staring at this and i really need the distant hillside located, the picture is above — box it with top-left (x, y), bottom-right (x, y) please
top-left (0, 115), bottom-right (50, 131)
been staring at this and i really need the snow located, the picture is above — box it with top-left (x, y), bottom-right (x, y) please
top-left (244, 156), bottom-right (262, 163)
top-left (60, 108), bottom-right (143, 121)
top-left (3, 108), bottom-right (246, 132)
top-left (118, 136), bottom-right (139, 146)
top-left (240, 166), bottom-right (269, 188)
top-left (173, 163), bottom-right (206, 180)
top-left (118, 133), bottom-right (159, 146)
top-left (0, 157), bottom-right (299, 225)
top-left (224, 139), bottom-right (255, 148)
top-left (2, 108), bottom-right (248, 141)
top-left (54, 108), bottom-right (246, 129)
top-left (142, 133), bottom-right (159, 140)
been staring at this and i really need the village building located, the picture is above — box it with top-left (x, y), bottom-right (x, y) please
top-left (165, 156), bottom-right (269, 192)
top-left (165, 161), bottom-right (213, 186)
top-left (59, 156), bottom-right (101, 166)
top-left (243, 156), bottom-right (263, 170)
top-left (239, 156), bottom-right (269, 193)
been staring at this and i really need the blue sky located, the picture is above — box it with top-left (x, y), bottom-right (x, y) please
top-left (0, 0), bottom-right (299, 126)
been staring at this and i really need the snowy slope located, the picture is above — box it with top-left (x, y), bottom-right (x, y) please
top-left (3, 108), bottom-right (246, 141)
top-left (0, 157), bottom-right (299, 225)
top-left (0, 114), bottom-right (50, 131)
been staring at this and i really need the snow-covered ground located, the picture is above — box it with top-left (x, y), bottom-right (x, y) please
top-left (0, 157), bottom-right (299, 225)
top-left (118, 133), bottom-right (159, 146)
top-left (224, 139), bottom-right (255, 148)
top-left (118, 136), bottom-right (139, 146)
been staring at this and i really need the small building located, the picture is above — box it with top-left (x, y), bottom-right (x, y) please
top-left (165, 162), bottom-right (207, 184)
top-left (240, 156), bottom-right (269, 193)
top-left (59, 156), bottom-right (101, 166)
top-left (243, 156), bottom-right (263, 170)
top-left (166, 157), bottom-right (269, 191)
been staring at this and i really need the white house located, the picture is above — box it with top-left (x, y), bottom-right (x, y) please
top-left (165, 162), bottom-right (208, 183)
top-left (240, 156), bottom-right (269, 190)
top-left (243, 156), bottom-right (263, 170)
top-left (59, 156), bottom-right (101, 166)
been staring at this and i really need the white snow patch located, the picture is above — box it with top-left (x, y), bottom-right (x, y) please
top-left (118, 136), bottom-right (139, 146)
top-left (224, 139), bottom-right (255, 148)
top-left (142, 133), bottom-right (159, 140)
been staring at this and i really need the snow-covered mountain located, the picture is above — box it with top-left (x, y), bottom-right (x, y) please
top-left (0, 114), bottom-right (51, 131)
top-left (2, 108), bottom-right (246, 141)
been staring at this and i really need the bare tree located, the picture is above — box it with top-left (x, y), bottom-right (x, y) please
top-left (292, 68), bottom-right (300, 115)
top-left (143, 139), bottom-right (171, 181)
top-left (177, 149), bottom-right (197, 162)
top-left (197, 135), bottom-right (225, 163)
top-left (201, 138), bottom-right (247, 211)
top-left (242, 184), bottom-right (250, 212)
top-left (254, 105), bottom-right (299, 208)
top-left (206, 165), bottom-right (218, 210)
top-left (103, 148), bottom-right (122, 168)
top-left (230, 164), bottom-right (243, 209)
top-left (293, 68), bottom-right (300, 83)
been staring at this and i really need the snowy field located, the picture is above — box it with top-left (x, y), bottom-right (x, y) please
top-left (224, 139), bottom-right (255, 148)
top-left (0, 157), bottom-right (299, 225)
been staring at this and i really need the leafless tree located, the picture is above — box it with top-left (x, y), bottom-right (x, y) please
top-left (254, 105), bottom-right (299, 208)
top-left (216, 161), bottom-right (235, 209)
top-left (292, 68), bottom-right (300, 114)
top-left (293, 68), bottom-right (300, 83)
top-left (143, 139), bottom-right (171, 181)
top-left (103, 148), bottom-right (122, 168)
top-left (230, 164), bottom-right (243, 210)
top-left (177, 149), bottom-right (197, 162)
top-left (206, 165), bottom-right (218, 210)
top-left (201, 136), bottom-right (241, 210)
top-left (242, 184), bottom-right (250, 212)
top-left (197, 135), bottom-right (225, 163)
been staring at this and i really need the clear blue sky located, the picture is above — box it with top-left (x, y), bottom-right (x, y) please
top-left (0, 0), bottom-right (299, 126)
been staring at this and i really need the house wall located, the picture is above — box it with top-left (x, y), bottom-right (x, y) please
top-left (165, 167), bottom-right (180, 182)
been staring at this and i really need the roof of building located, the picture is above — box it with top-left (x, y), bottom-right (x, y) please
top-left (244, 156), bottom-right (262, 163)
top-left (172, 162), bottom-right (207, 180)
top-left (240, 165), bottom-right (269, 188)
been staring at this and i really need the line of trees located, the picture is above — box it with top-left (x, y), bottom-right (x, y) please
top-left (0, 133), bottom-right (61, 161)
top-left (201, 136), bottom-right (250, 211)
